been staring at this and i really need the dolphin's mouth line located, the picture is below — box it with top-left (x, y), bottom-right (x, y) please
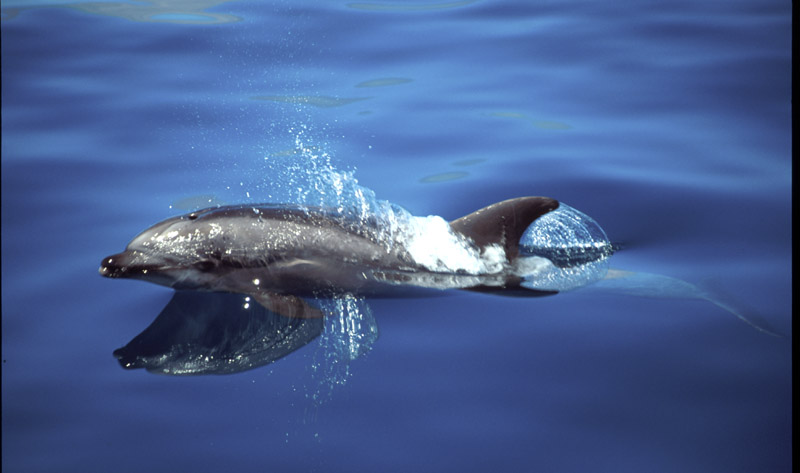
top-left (98, 257), bottom-right (175, 278)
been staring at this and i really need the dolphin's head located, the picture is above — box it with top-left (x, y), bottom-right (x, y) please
top-left (99, 208), bottom-right (233, 290)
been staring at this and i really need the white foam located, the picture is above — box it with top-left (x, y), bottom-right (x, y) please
top-left (394, 214), bottom-right (508, 275)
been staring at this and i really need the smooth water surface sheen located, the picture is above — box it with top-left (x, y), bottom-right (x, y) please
top-left (1, 1), bottom-right (791, 472)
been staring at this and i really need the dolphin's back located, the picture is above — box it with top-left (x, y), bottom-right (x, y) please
top-left (169, 204), bottom-right (422, 295)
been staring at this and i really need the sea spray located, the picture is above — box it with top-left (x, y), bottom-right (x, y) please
top-left (306, 295), bottom-right (379, 405)
top-left (263, 132), bottom-right (511, 275)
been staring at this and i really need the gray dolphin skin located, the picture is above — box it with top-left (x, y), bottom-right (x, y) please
top-left (99, 197), bottom-right (561, 315)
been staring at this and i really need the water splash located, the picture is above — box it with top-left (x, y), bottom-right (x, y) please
top-left (259, 133), bottom-right (613, 283)
top-left (518, 203), bottom-right (613, 291)
top-left (262, 130), bottom-right (506, 275)
top-left (307, 295), bottom-right (379, 405)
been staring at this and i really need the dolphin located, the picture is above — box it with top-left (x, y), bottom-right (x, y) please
top-left (99, 197), bottom-right (605, 316)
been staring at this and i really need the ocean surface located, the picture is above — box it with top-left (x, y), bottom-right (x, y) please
top-left (1, 1), bottom-right (792, 472)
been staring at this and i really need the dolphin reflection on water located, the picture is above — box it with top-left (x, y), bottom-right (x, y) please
top-left (100, 196), bottom-right (777, 376)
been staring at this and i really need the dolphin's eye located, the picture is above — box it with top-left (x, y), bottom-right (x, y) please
top-left (194, 261), bottom-right (216, 272)
top-left (187, 213), bottom-right (198, 220)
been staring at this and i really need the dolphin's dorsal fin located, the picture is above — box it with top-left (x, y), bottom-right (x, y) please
top-left (449, 197), bottom-right (559, 258)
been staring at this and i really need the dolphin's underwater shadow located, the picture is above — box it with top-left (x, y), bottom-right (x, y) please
top-left (113, 291), bottom-right (325, 375)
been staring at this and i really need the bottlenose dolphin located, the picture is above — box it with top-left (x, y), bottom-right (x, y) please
top-left (99, 197), bottom-right (588, 316)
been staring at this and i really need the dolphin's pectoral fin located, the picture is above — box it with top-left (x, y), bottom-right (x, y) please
top-left (252, 292), bottom-right (325, 319)
top-left (464, 277), bottom-right (558, 298)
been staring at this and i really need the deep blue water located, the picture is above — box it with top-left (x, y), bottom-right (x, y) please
top-left (1, 1), bottom-right (792, 472)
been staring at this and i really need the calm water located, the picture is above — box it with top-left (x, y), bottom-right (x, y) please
top-left (1, 1), bottom-right (791, 472)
